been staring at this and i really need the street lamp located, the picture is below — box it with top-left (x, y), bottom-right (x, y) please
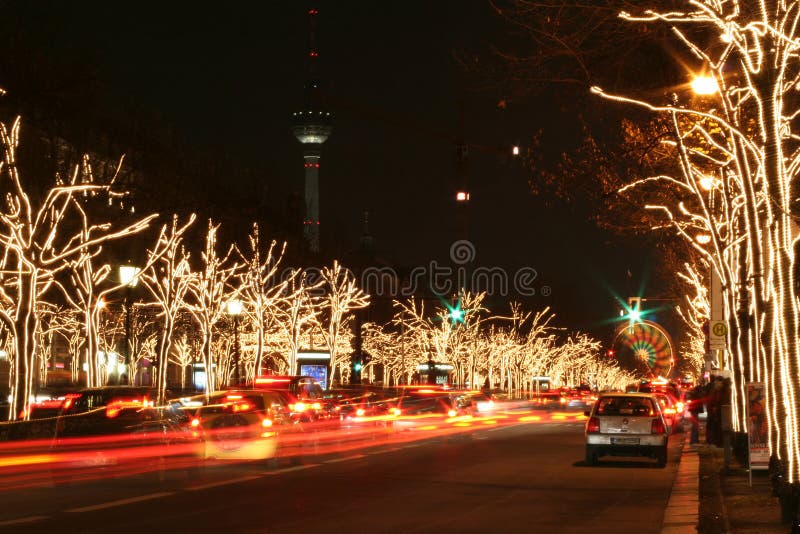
top-left (227, 299), bottom-right (243, 386)
top-left (691, 74), bottom-right (719, 95)
top-left (119, 264), bottom-right (140, 384)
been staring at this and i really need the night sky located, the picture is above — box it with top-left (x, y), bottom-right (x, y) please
top-left (0, 1), bottom-right (654, 339)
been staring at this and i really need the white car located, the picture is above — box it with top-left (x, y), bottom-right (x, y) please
top-left (584, 393), bottom-right (668, 467)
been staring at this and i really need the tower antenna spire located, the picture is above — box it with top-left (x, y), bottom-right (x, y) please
top-left (291, 5), bottom-right (333, 254)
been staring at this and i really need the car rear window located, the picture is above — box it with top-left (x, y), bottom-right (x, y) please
top-left (596, 396), bottom-right (655, 416)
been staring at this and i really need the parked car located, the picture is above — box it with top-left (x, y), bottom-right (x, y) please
top-left (584, 393), bottom-right (669, 467)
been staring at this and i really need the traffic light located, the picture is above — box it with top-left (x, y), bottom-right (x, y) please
top-left (621, 297), bottom-right (644, 326)
top-left (350, 352), bottom-right (363, 384)
top-left (606, 349), bottom-right (616, 358)
top-left (446, 301), bottom-right (465, 325)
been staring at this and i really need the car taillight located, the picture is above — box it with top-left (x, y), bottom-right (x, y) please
top-left (356, 408), bottom-right (366, 417)
top-left (675, 402), bottom-right (684, 412)
top-left (586, 416), bottom-right (600, 433)
top-left (391, 408), bottom-right (401, 416)
top-left (232, 402), bottom-right (253, 413)
top-left (651, 418), bottom-right (666, 434)
top-left (448, 409), bottom-right (457, 418)
top-left (293, 402), bottom-right (307, 412)
top-left (191, 418), bottom-right (201, 427)
top-left (311, 402), bottom-right (321, 410)
top-left (261, 418), bottom-right (273, 427)
top-left (560, 397), bottom-right (567, 404)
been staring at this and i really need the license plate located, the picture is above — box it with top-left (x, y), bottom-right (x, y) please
top-left (611, 437), bottom-right (640, 445)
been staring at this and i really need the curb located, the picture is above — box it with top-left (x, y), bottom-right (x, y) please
top-left (661, 434), bottom-right (700, 533)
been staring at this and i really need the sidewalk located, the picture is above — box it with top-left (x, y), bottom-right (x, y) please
top-left (661, 424), bottom-right (786, 533)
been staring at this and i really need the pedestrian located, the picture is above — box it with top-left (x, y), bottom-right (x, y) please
top-left (688, 384), bottom-right (705, 444)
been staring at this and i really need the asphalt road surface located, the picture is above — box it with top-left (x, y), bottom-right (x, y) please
top-left (0, 420), bottom-right (683, 533)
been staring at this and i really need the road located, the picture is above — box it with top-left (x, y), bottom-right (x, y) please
top-left (0, 418), bottom-right (683, 533)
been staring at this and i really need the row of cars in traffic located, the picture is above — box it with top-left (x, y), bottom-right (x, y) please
top-left (2, 378), bottom-right (511, 476)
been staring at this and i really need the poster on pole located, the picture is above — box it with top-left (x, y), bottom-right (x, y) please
top-left (746, 382), bottom-right (769, 470)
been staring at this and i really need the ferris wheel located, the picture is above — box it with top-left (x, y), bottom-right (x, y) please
top-left (612, 320), bottom-right (675, 378)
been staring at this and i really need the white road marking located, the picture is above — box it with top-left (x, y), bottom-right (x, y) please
top-left (187, 475), bottom-right (262, 491)
top-left (0, 515), bottom-right (48, 526)
top-left (323, 454), bottom-right (365, 464)
top-left (66, 492), bottom-right (174, 513)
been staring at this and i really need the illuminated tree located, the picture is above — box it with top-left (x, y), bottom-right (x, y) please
top-left (169, 333), bottom-right (193, 390)
top-left (317, 261), bottom-right (369, 384)
top-left (586, 1), bottom-right (800, 482)
top-left (675, 262), bottom-right (709, 379)
top-left (138, 214), bottom-right (195, 404)
top-left (272, 270), bottom-right (322, 375)
top-left (236, 223), bottom-right (288, 377)
top-left (185, 220), bottom-right (244, 391)
top-left (0, 118), bottom-right (158, 419)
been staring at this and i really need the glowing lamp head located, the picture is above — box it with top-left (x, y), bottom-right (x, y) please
top-left (226, 299), bottom-right (243, 316)
top-left (696, 234), bottom-right (712, 245)
top-left (456, 191), bottom-right (470, 202)
top-left (512, 145), bottom-right (520, 156)
top-left (699, 175), bottom-right (716, 191)
top-left (691, 75), bottom-right (719, 95)
top-left (629, 308), bottom-right (642, 322)
top-left (119, 265), bottom-right (140, 287)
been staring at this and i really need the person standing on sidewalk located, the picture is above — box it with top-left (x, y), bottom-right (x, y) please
top-left (688, 383), bottom-right (705, 444)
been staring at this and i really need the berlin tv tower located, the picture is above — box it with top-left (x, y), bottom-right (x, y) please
top-left (291, 6), bottom-right (333, 254)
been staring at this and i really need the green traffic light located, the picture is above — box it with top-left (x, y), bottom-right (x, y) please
top-left (446, 301), bottom-right (465, 324)
top-left (354, 362), bottom-right (363, 372)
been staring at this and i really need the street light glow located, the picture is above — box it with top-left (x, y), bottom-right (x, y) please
top-left (696, 234), bottom-right (712, 244)
top-left (119, 264), bottom-right (140, 287)
top-left (699, 175), bottom-right (716, 191)
top-left (226, 299), bottom-right (243, 316)
top-left (691, 75), bottom-right (719, 95)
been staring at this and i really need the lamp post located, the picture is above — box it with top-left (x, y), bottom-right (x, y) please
top-left (119, 264), bottom-right (140, 385)
top-left (227, 299), bottom-right (243, 386)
